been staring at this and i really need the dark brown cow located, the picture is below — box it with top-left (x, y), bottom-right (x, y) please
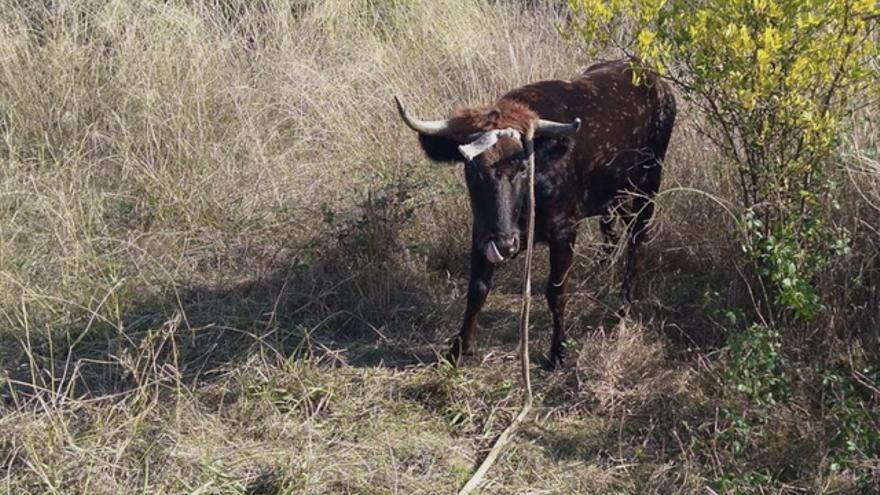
top-left (395, 60), bottom-right (676, 367)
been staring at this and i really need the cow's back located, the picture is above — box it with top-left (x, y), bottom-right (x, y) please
top-left (502, 60), bottom-right (676, 216)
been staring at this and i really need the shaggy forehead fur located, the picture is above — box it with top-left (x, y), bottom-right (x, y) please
top-left (447, 100), bottom-right (537, 140)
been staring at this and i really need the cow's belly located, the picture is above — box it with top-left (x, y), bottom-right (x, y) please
top-left (581, 189), bottom-right (617, 217)
top-left (578, 148), bottom-right (658, 216)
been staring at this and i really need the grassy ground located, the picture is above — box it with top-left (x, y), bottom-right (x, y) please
top-left (1, 1), bottom-right (878, 493)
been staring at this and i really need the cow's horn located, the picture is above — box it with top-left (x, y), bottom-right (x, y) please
top-left (394, 95), bottom-right (453, 136)
top-left (535, 117), bottom-right (582, 137)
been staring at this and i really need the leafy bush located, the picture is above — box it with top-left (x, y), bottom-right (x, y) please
top-left (568, 5), bottom-right (880, 489)
top-left (822, 366), bottom-right (880, 486)
top-left (725, 324), bottom-right (790, 408)
top-left (568, 0), bottom-right (879, 319)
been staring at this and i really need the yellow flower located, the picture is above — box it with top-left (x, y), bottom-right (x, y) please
top-left (637, 29), bottom-right (657, 51)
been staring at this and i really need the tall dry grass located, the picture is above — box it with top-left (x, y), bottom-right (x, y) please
top-left (1, 0), bottom-right (878, 493)
top-left (0, 0), bottom-right (583, 344)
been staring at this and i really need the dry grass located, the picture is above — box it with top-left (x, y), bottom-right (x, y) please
top-left (1, 0), bottom-right (879, 493)
top-left (574, 320), bottom-right (684, 414)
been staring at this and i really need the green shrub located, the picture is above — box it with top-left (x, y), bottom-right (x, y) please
top-left (726, 324), bottom-right (790, 408)
top-left (568, 0), bottom-right (879, 320)
top-left (822, 366), bottom-right (880, 486)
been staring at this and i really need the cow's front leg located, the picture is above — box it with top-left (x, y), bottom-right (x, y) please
top-left (448, 249), bottom-right (495, 364)
top-left (547, 231), bottom-right (576, 368)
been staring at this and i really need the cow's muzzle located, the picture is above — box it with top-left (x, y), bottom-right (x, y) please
top-left (483, 233), bottom-right (520, 264)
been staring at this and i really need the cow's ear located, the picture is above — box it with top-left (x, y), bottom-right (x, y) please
top-left (418, 134), bottom-right (466, 163)
top-left (534, 136), bottom-right (573, 164)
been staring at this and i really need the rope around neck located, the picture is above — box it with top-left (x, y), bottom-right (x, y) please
top-left (457, 122), bottom-right (536, 495)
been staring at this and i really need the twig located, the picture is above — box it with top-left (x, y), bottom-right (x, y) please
top-left (457, 122), bottom-right (537, 495)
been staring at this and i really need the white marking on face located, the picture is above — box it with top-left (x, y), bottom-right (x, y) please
top-left (458, 128), bottom-right (521, 161)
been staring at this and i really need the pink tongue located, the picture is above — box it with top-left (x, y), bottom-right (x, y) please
top-left (485, 241), bottom-right (505, 263)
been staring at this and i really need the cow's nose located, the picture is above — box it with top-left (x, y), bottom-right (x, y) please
top-left (495, 233), bottom-right (519, 257)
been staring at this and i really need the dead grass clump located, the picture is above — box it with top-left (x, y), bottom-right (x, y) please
top-left (573, 319), bottom-right (688, 416)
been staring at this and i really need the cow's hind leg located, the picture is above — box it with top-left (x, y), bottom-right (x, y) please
top-left (598, 197), bottom-right (626, 259)
top-left (622, 197), bottom-right (649, 305)
top-left (599, 214), bottom-right (619, 258)
top-left (621, 191), bottom-right (657, 306)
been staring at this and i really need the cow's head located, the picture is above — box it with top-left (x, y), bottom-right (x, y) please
top-left (395, 96), bottom-right (580, 264)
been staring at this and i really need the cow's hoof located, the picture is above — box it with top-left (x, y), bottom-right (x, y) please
top-left (544, 357), bottom-right (563, 371)
top-left (444, 338), bottom-right (474, 366)
top-left (546, 348), bottom-right (565, 371)
top-left (616, 299), bottom-right (633, 319)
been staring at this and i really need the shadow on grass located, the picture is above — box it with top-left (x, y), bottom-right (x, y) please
top-left (524, 421), bottom-right (619, 466)
top-left (0, 247), bottom-right (456, 406)
top-left (0, 224), bottom-right (755, 410)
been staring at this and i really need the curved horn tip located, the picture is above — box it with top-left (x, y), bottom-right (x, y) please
top-left (535, 117), bottom-right (583, 136)
top-left (392, 96), bottom-right (454, 136)
top-left (393, 95), bottom-right (406, 115)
